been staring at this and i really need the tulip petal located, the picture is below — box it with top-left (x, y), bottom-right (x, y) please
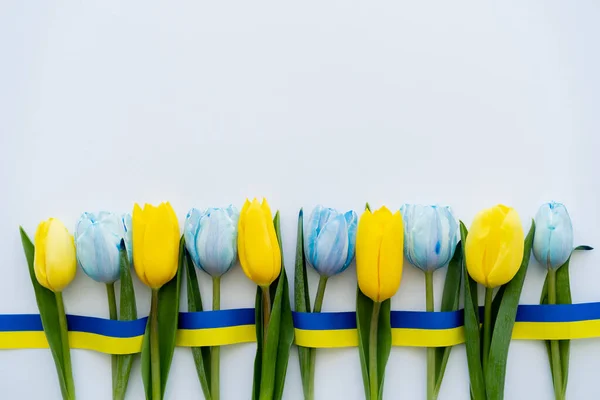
top-left (184, 208), bottom-right (204, 268)
top-left (243, 200), bottom-right (275, 286)
top-left (196, 208), bottom-right (237, 276)
top-left (304, 205), bottom-right (325, 267)
top-left (465, 209), bottom-right (492, 287)
top-left (487, 209), bottom-right (524, 287)
top-left (378, 211), bottom-right (404, 301)
top-left (356, 210), bottom-right (384, 302)
top-left (142, 204), bottom-right (179, 288)
top-left (313, 214), bottom-right (348, 276)
top-left (34, 220), bottom-right (51, 290)
top-left (238, 199), bottom-right (252, 281)
top-left (343, 210), bottom-right (358, 269)
top-left (261, 199), bottom-right (281, 284)
top-left (44, 219), bottom-right (77, 292)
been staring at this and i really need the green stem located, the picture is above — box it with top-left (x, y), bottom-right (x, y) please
top-left (307, 276), bottom-right (328, 400)
top-left (482, 287), bottom-right (493, 376)
top-left (211, 276), bottom-right (221, 400)
top-left (106, 283), bottom-right (118, 394)
top-left (261, 286), bottom-right (271, 349)
top-left (425, 271), bottom-right (435, 400)
top-left (150, 289), bottom-right (161, 400)
top-left (56, 292), bottom-right (76, 400)
top-left (548, 268), bottom-right (564, 400)
top-left (369, 301), bottom-right (381, 400)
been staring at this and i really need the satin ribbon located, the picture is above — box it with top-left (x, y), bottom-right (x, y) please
top-left (1, 303), bottom-right (600, 353)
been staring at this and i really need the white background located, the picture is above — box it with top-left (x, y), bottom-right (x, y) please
top-left (1, 1), bottom-right (599, 399)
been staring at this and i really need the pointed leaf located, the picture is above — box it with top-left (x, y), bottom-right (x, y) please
top-left (377, 299), bottom-right (392, 400)
top-left (356, 287), bottom-right (374, 400)
top-left (485, 221), bottom-right (535, 400)
top-left (19, 227), bottom-right (70, 399)
top-left (252, 286), bottom-right (264, 400)
top-left (293, 209), bottom-right (312, 398)
top-left (114, 241), bottom-right (138, 400)
top-left (157, 236), bottom-right (185, 398)
top-left (141, 318), bottom-right (151, 400)
top-left (185, 245), bottom-right (211, 400)
top-left (460, 222), bottom-right (486, 400)
top-left (434, 241), bottom-right (463, 395)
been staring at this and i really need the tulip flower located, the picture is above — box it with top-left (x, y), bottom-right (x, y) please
top-left (302, 205), bottom-right (357, 400)
top-left (34, 218), bottom-right (77, 292)
top-left (533, 202), bottom-right (573, 270)
top-left (304, 205), bottom-right (357, 278)
top-left (356, 206), bottom-right (404, 303)
top-left (400, 204), bottom-right (458, 400)
top-left (465, 205), bottom-right (524, 289)
top-left (464, 204), bottom-right (524, 387)
top-left (75, 212), bottom-right (128, 284)
top-left (356, 205), bottom-right (404, 400)
top-left (533, 202), bottom-right (576, 400)
top-left (184, 205), bottom-right (239, 400)
top-left (132, 202), bottom-right (180, 400)
top-left (400, 204), bottom-right (458, 272)
top-left (184, 206), bottom-right (239, 277)
top-left (238, 198), bottom-right (281, 288)
top-left (34, 218), bottom-right (77, 398)
top-left (133, 202), bottom-right (180, 289)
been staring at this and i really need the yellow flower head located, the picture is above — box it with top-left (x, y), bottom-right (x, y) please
top-left (238, 198), bottom-right (281, 287)
top-left (34, 218), bottom-right (77, 292)
top-left (465, 205), bottom-right (525, 288)
top-left (132, 202), bottom-right (180, 289)
top-left (356, 206), bottom-right (404, 302)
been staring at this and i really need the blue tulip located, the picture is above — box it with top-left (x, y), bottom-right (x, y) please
top-left (400, 204), bottom-right (458, 271)
top-left (304, 205), bottom-right (358, 277)
top-left (74, 211), bottom-right (128, 283)
top-left (184, 206), bottom-right (239, 277)
top-left (533, 202), bottom-right (574, 269)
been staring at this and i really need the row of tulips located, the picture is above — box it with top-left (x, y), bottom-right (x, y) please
top-left (20, 200), bottom-right (589, 400)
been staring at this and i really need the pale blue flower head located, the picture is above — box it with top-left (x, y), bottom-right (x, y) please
top-left (533, 202), bottom-right (573, 269)
top-left (74, 211), bottom-right (127, 283)
top-left (400, 204), bottom-right (459, 272)
top-left (184, 206), bottom-right (239, 277)
top-left (304, 205), bottom-right (358, 277)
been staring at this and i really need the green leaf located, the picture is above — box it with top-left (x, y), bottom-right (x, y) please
top-left (257, 212), bottom-right (294, 400)
top-left (252, 286), bottom-right (263, 400)
top-left (185, 246), bottom-right (211, 400)
top-left (574, 245), bottom-right (593, 251)
top-left (19, 227), bottom-right (70, 399)
top-left (141, 318), bottom-right (151, 399)
top-left (485, 220), bottom-right (535, 400)
top-left (140, 236), bottom-right (185, 400)
top-left (252, 213), bottom-right (294, 400)
top-left (293, 209), bottom-right (312, 398)
top-left (434, 241), bottom-right (463, 395)
top-left (157, 236), bottom-right (185, 398)
top-left (460, 222), bottom-right (486, 400)
top-left (377, 299), bottom-right (392, 400)
top-left (113, 241), bottom-right (138, 400)
top-left (356, 286), bottom-right (373, 400)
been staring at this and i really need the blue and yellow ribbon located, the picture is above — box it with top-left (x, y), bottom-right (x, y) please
top-left (2, 303), bottom-right (600, 353)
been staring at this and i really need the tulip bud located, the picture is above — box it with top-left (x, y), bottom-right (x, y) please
top-left (74, 211), bottom-right (128, 283)
top-left (304, 205), bottom-right (357, 277)
top-left (356, 206), bottom-right (404, 302)
top-left (34, 218), bottom-right (77, 292)
top-left (184, 206), bottom-right (239, 277)
top-left (465, 205), bottom-right (524, 288)
top-left (400, 204), bottom-right (458, 272)
top-left (132, 202), bottom-right (180, 289)
top-left (238, 198), bottom-right (281, 287)
top-left (533, 202), bottom-right (574, 269)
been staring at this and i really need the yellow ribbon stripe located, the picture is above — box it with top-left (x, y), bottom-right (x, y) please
top-left (177, 325), bottom-right (256, 347)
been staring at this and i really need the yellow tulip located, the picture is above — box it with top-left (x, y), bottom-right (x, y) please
top-left (238, 198), bottom-right (281, 287)
top-left (465, 205), bottom-right (525, 288)
top-left (34, 218), bottom-right (77, 292)
top-left (356, 206), bottom-right (404, 302)
top-left (132, 202), bottom-right (180, 289)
